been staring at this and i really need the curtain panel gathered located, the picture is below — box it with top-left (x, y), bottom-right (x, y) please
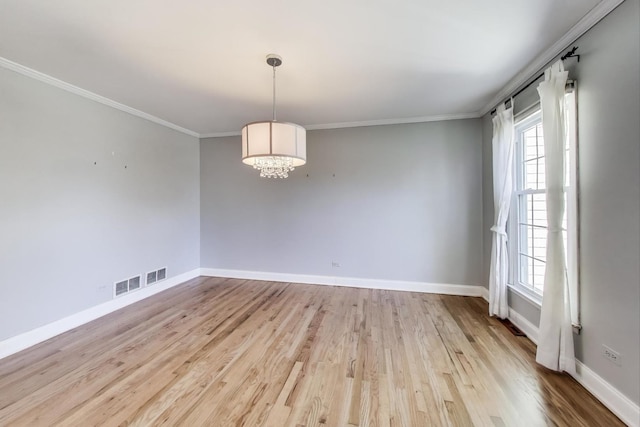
top-left (489, 104), bottom-right (514, 319)
top-left (535, 60), bottom-right (576, 373)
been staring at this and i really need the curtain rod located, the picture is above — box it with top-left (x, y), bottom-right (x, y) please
top-left (491, 46), bottom-right (580, 115)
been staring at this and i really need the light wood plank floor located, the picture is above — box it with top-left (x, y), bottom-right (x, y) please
top-left (0, 277), bottom-right (623, 426)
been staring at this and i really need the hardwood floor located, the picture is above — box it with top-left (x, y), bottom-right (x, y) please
top-left (0, 277), bottom-right (623, 426)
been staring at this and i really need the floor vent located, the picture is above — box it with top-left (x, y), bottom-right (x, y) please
top-left (114, 275), bottom-right (142, 297)
top-left (146, 267), bottom-right (167, 286)
top-left (499, 318), bottom-right (525, 336)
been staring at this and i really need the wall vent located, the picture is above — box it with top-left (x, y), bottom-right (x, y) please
top-left (114, 275), bottom-right (142, 297)
top-left (128, 276), bottom-right (141, 291)
top-left (147, 271), bottom-right (157, 285)
top-left (115, 280), bottom-right (128, 296)
top-left (146, 267), bottom-right (167, 286)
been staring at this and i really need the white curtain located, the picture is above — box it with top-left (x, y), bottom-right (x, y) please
top-left (535, 60), bottom-right (575, 373)
top-left (489, 103), bottom-right (514, 319)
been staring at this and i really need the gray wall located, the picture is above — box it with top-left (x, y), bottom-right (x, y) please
top-left (201, 120), bottom-right (484, 286)
top-left (481, 0), bottom-right (640, 404)
top-left (0, 67), bottom-right (200, 341)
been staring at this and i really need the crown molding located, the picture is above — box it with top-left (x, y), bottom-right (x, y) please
top-left (200, 130), bottom-right (242, 138)
top-left (480, 0), bottom-right (625, 116)
top-left (199, 112), bottom-right (482, 138)
top-left (303, 113), bottom-right (482, 130)
top-left (0, 56), bottom-right (200, 138)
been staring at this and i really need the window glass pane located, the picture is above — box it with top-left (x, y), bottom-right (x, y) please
top-left (519, 253), bottom-right (531, 287)
top-left (532, 258), bottom-right (545, 293)
top-left (531, 193), bottom-right (547, 227)
top-left (518, 223), bottom-right (547, 262)
top-left (523, 123), bottom-right (544, 161)
top-left (518, 254), bottom-right (546, 292)
top-left (531, 225), bottom-right (547, 261)
top-left (517, 186), bottom-right (548, 293)
top-left (522, 122), bottom-right (545, 190)
top-left (519, 193), bottom-right (547, 228)
top-left (524, 156), bottom-right (545, 190)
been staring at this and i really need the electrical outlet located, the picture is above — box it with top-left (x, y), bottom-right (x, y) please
top-left (331, 261), bottom-right (340, 268)
top-left (602, 345), bottom-right (621, 366)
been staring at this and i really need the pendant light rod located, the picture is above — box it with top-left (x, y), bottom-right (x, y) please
top-left (272, 63), bottom-right (276, 121)
top-left (266, 54), bottom-right (282, 122)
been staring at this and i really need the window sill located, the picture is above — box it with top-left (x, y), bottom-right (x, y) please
top-left (507, 283), bottom-right (542, 308)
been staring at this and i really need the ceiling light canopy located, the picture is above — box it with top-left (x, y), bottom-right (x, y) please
top-left (241, 54), bottom-right (306, 178)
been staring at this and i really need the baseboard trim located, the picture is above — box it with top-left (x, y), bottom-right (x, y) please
top-left (573, 361), bottom-right (639, 427)
top-left (505, 305), bottom-right (638, 427)
top-left (200, 268), bottom-right (485, 297)
top-left (479, 287), bottom-right (540, 344)
top-left (507, 307), bottom-right (539, 345)
top-left (480, 286), bottom-right (489, 302)
top-left (0, 268), bottom-right (201, 360)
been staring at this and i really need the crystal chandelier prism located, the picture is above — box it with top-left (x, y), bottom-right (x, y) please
top-left (253, 156), bottom-right (295, 178)
top-left (241, 54), bottom-right (306, 178)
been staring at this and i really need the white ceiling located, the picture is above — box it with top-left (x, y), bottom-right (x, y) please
top-left (0, 0), bottom-right (604, 135)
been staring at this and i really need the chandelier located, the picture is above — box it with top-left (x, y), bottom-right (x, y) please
top-left (241, 54), bottom-right (306, 178)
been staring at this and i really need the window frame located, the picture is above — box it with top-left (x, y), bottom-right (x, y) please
top-left (507, 86), bottom-right (579, 309)
top-left (508, 110), bottom-right (546, 306)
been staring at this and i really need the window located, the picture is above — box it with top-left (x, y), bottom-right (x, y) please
top-left (508, 89), bottom-right (578, 304)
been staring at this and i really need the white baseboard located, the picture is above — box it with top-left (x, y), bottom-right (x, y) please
top-left (504, 305), bottom-right (638, 427)
top-left (479, 287), bottom-right (540, 344)
top-left (480, 286), bottom-right (489, 302)
top-left (507, 308), bottom-right (539, 345)
top-left (0, 268), bottom-right (201, 360)
top-left (200, 268), bottom-right (485, 297)
top-left (573, 361), bottom-right (639, 427)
